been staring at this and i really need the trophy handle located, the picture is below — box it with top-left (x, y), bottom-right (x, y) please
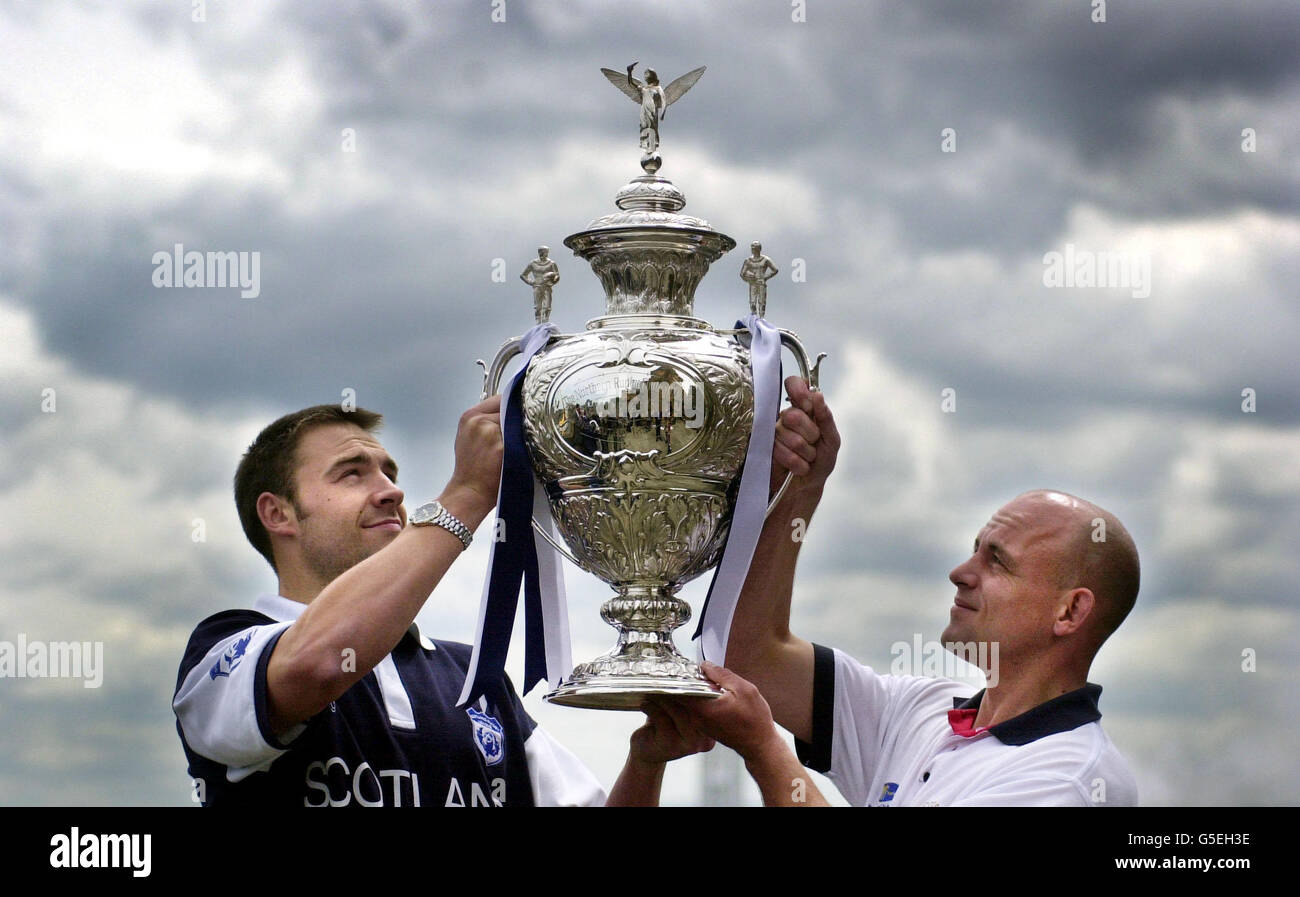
top-left (766, 330), bottom-right (827, 517)
top-left (478, 335), bottom-right (591, 571)
top-left (478, 336), bottom-right (526, 400)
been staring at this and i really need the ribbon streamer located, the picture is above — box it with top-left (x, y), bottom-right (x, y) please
top-left (694, 315), bottom-right (783, 665)
top-left (458, 323), bottom-right (571, 707)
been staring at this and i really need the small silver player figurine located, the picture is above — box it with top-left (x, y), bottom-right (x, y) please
top-left (739, 241), bottom-right (779, 318)
top-left (519, 246), bottom-right (560, 324)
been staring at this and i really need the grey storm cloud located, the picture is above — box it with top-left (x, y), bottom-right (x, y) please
top-left (9, 0), bottom-right (1297, 428)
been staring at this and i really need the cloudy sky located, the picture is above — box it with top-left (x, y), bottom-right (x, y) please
top-left (1, 0), bottom-right (1297, 806)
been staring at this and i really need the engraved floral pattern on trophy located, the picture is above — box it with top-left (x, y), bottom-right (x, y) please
top-left (586, 247), bottom-right (715, 316)
top-left (521, 322), bottom-right (755, 690)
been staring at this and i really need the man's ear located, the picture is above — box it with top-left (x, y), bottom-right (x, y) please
top-left (1053, 588), bottom-right (1095, 637)
top-left (257, 492), bottom-right (298, 539)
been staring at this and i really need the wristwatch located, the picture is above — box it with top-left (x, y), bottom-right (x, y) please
top-left (409, 500), bottom-right (473, 550)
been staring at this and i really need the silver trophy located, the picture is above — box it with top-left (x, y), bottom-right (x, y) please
top-left (480, 65), bottom-right (822, 710)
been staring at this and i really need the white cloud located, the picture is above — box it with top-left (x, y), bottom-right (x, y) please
top-left (0, 1), bottom-right (308, 210)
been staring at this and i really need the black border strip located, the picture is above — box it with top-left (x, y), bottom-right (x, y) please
top-left (253, 626), bottom-right (297, 750)
top-left (794, 642), bottom-right (835, 773)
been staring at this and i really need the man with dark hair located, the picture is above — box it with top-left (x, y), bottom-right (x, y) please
top-left (173, 399), bottom-right (709, 807)
top-left (232, 404), bottom-right (385, 574)
top-left (653, 379), bottom-right (1141, 806)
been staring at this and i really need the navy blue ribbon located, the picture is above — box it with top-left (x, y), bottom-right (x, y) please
top-left (458, 324), bottom-right (563, 707)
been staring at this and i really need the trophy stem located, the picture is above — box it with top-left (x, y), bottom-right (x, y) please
top-left (545, 583), bottom-right (721, 710)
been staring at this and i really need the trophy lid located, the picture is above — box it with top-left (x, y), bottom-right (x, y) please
top-left (564, 65), bottom-right (735, 320)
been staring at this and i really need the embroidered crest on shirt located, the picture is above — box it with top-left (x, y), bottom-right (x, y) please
top-left (467, 707), bottom-right (506, 766)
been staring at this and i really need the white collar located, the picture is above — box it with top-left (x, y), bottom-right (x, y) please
top-left (251, 593), bottom-right (436, 651)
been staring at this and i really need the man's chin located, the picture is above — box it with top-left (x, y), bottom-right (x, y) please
top-left (940, 623), bottom-right (968, 646)
top-left (361, 525), bottom-right (404, 550)
top-left (359, 535), bottom-right (397, 561)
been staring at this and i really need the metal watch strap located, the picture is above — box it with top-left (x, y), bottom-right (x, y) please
top-left (410, 500), bottom-right (473, 550)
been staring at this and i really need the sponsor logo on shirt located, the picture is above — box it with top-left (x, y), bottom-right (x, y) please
top-left (303, 756), bottom-right (508, 807)
top-left (878, 782), bottom-right (899, 803)
top-left (208, 633), bottom-right (252, 679)
top-left (467, 707), bottom-right (505, 765)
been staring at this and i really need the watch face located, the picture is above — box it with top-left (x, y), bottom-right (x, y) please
top-left (412, 501), bottom-right (442, 524)
top-left (408, 500), bottom-right (469, 548)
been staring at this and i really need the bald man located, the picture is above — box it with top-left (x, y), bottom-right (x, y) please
top-left (652, 379), bottom-right (1140, 806)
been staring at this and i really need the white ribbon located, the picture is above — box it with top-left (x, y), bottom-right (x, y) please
top-left (695, 315), bottom-right (783, 665)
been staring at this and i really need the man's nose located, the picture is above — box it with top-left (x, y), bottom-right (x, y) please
top-left (374, 479), bottom-right (404, 508)
top-left (949, 558), bottom-right (977, 589)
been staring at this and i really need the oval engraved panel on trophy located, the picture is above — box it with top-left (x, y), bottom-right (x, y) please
top-left (547, 352), bottom-right (708, 460)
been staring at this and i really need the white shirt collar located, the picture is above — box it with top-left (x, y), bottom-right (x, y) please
top-left (251, 593), bottom-right (436, 651)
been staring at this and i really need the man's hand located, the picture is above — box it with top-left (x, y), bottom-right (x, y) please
top-left (654, 662), bottom-right (784, 762)
top-left (769, 376), bottom-right (840, 497)
top-left (605, 700), bottom-right (714, 806)
top-left (655, 663), bottom-right (831, 806)
top-left (629, 702), bottom-right (715, 766)
top-left (439, 395), bottom-right (503, 528)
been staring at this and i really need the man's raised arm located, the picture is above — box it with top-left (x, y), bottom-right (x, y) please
top-left (265, 398), bottom-right (502, 737)
top-left (724, 377), bottom-right (838, 743)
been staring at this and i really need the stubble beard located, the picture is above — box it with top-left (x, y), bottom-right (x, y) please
top-left (295, 502), bottom-right (376, 587)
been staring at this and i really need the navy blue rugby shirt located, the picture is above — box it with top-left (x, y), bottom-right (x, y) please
top-left (173, 594), bottom-right (604, 807)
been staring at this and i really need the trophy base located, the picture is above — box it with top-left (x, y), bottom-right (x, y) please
top-left (544, 587), bottom-right (723, 709)
top-left (545, 675), bottom-right (721, 710)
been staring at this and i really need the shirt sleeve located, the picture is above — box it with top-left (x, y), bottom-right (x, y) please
top-left (523, 725), bottom-right (607, 807)
top-left (172, 611), bottom-right (309, 780)
top-left (796, 644), bottom-right (932, 807)
top-left (803, 645), bottom-right (904, 806)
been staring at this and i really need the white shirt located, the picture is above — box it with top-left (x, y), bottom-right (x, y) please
top-left (795, 645), bottom-right (1138, 807)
